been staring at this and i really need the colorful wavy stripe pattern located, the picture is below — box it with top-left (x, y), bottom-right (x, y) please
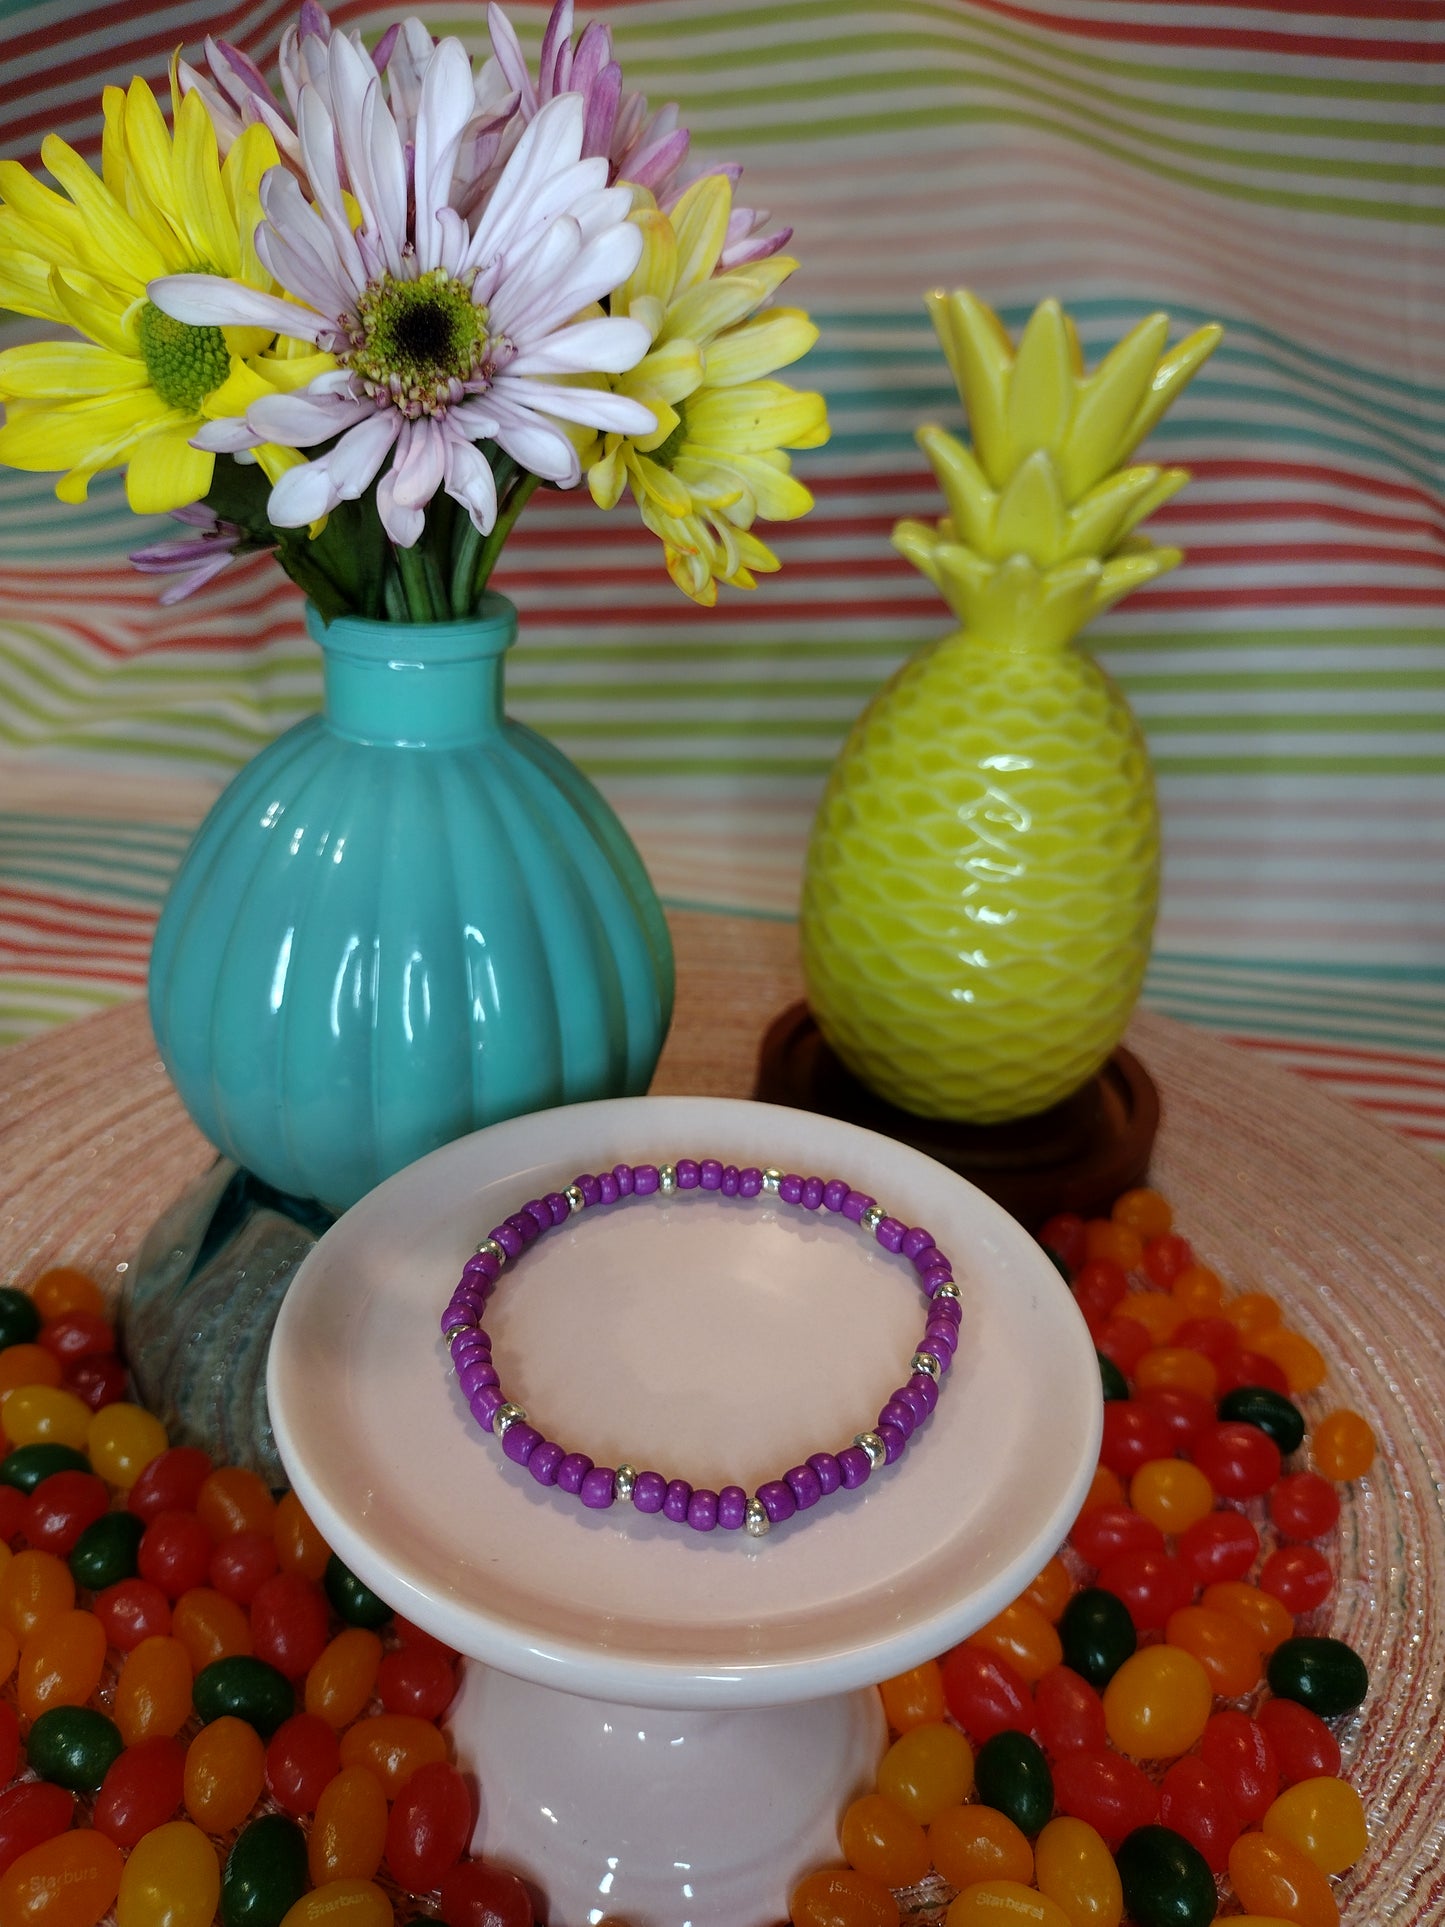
top-left (1, 2), bottom-right (1443, 1141)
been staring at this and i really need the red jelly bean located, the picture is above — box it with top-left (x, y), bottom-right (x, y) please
top-left (138, 1511), bottom-right (213, 1598)
top-left (392, 1615), bottom-right (460, 1663)
top-left (1052, 1748), bottom-right (1160, 1850)
top-left (1096, 1315), bottom-right (1151, 1377)
top-left (1158, 1756), bottom-right (1242, 1874)
top-left (1094, 1548), bottom-right (1193, 1632)
top-left (93, 1579), bottom-right (173, 1651)
top-left (1213, 1350), bottom-right (1290, 1398)
top-left (1171, 1316), bottom-right (1240, 1366)
top-left (1269, 1472), bottom-right (1341, 1541)
top-left (1256, 1697), bottom-right (1342, 1784)
top-left (64, 1354), bottom-right (130, 1411)
top-left (0, 1781), bottom-right (76, 1876)
top-left (24, 1471), bottom-right (111, 1557)
top-left (1039, 1214), bottom-right (1087, 1274)
top-left (1099, 1403), bottom-right (1173, 1479)
top-left (39, 1311), bottom-right (116, 1364)
top-left (940, 1644), bottom-right (1035, 1742)
top-left (1190, 1421), bottom-right (1282, 1500)
top-left (437, 1860), bottom-right (532, 1927)
top-left (250, 1574), bottom-right (331, 1679)
top-left (1033, 1666), bottom-right (1106, 1757)
top-left (0, 1702), bottom-right (17, 1786)
top-left (386, 1760), bottom-right (474, 1890)
top-left (1133, 1387), bottom-right (1215, 1454)
top-left (1072, 1260), bottom-right (1128, 1323)
top-left (128, 1448), bottom-right (214, 1524)
top-left (1070, 1505), bottom-right (1164, 1569)
top-left (209, 1531), bottom-right (279, 1607)
top-left (1142, 1234), bottom-right (1193, 1286)
top-left (0, 1487), bottom-right (26, 1546)
top-left (377, 1643), bottom-right (458, 1721)
top-left (1178, 1510), bottom-right (1260, 1587)
top-left (93, 1736), bottom-right (186, 1848)
top-left (1259, 1543), bottom-right (1333, 1614)
top-left (1199, 1710), bottom-right (1279, 1824)
top-left (266, 1713), bottom-right (343, 1817)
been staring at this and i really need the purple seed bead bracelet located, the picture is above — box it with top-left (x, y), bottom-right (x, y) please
top-left (439, 1158), bottom-right (964, 1539)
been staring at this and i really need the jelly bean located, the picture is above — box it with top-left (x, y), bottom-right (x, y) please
top-left (0, 1781), bottom-right (76, 1877)
top-left (1199, 1711), bottom-right (1279, 1824)
top-left (1097, 1352), bottom-right (1129, 1403)
top-left (1040, 1213), bottom-right (1087, 1272)
top-left (1249, 1327), bottom-right (1328, 1394)
top-left (876, 1721), bottom-right (975, 1822)
top-left (1165, 1604), bottom-right (1264, 1699)
top-left (92, 1578), bottom-right (171, 1651)
top-left (1141, 1234), bottom-right (1193, 1286)
top-left (1020, 1556), bottom-right (1073, 1626)
top-left (838, 1792), bottom-right (930, 1889)
top-left (128, 1448), bottom-right (213, 1523)
top-left (0, 1485), bottom-right (26, 1543)
top-left (1229, 1831), bottom-right (1340, 1927)
top-left (324, 1555), bottom-right (393, 1629)
top-left (26, 1472), bottom-right (110, 1558)
top-left (1177, 1509), bottom-right (1259, 1587)
top-left (267, 1713), bottom-right (343, 1817)
top-left (1201, 1580), bottom-right (1293, 1655)
top-left (1256, 1696), bottom-right (1342, 1784)
top-left (1134, 1346), bottom-right (1217, 1402)
top-left (1052, 1750), bottom-right (1160, 1851)
top-left (1132, 1387), bottom-right (1215, 1454)
top-left (63, 1357), bottom-right (130, 1413)
top-left (1084, 1220), bottom-right (1143, 1270)
top-left (173, 1586), bottom-right (253, 1669)
top-left (0, 1550), bottom-right (75, 1640)
top-left (1099, 1403), bottom-right (1172, 1480)
top-left (1169, 1265), bottom-right (1226, 1317)
top-left (1070, 1505), bottom-right (1164, 1570)
top-left (274, 1492), bottom-right (331, 1582)
top-left (309, 1765), bottom-right (388, 1883)
top-left (789, 1867), bottom-right (901, 1927)
top-left (974, 1731), bottom-right (1053, 1836)
top-left (1267, 1636), bottom-right (1368, 1717)
top-left (0, 1623), bottom-right (16, 1689)
top-left (1312, 1408), bottom-right (1375, 1481)
top-left (209, 1532), bottom-right (278, 1607)
top-left (184, 1717), bottom-right (266, 1835)
top-left (1260, 1544), bottom-right (1333, 1614)
top-left (1033, 1665), bottom-right (1106, 1757)
top-left (251, 1573), bottom-right (330, 1678)
top-left (69, 1511), bottom-right (145, 1591)
top-left (93, 1736), bottom-right (186, 1848)
top-left (280, 1882), bottom-right (394, 1927)
top-left (967, 1599), bottom-right (1063, 1683)
top-left (0, 1286), bottom-right (42, 1347)
top-left (947, 1883), bottom-right (1069, 1927)
top-left (1270, 1472), bottom-right (1341, 1542)
top-left (1222, 1289), bottom-right (1282, 1338)
top-left (878, 1660), bottom-right (947, 1733)
top-left (1093, 1550), bottom-right (1191, 1634)
top-left (1103, 1646), bottom-right (1212, 1759)
top-left (1, 1445), bottom-right (91, 1493)
top-left (138, 1513), bottom-right (213, 1599)
top-left (1112, 1187), bottom-right (1172, 1239)
top-left (338, 1711), bottom-right (450, 1796)
top-left (194, 1654), bottom-right (296, 1735)
top-left (1263, 1775), bottom-right (1368, 1875)
top-left (116, 1820), bottom-right (219, 1927)
top-left (88, 1406), bottom-right (169, 1489)
top-left (305, 1627), bottom-right (384, 1729)
top-left (1073, 1261), bottom-right (1128, 1324)
top-left (26, 1706), bottom-right (124, 1791)
top-left (1058, 1588), bottom-right (1136, 1687)
top-left (197, 1467), bottom-right (277, 1541)
top-left (377, 1641), bottom-right (457, 1721)
top-left (1217, 1385), bottom-right (1306, 1455)
top-left (926, 1804), bottom-right (1034, 1888)
top-left (1171, 1313), bottom-right (1240, 1364)
top-left (1114, 1824), bottom-right (1216, 1927)
top-left (222, 1814), bottom-right (309, 1927)
top-left (5, 1386), bottom-right (92, 1451)
top-left (0, 1346), bottom-right (63, 1399)
top-left (1034, 1814), bottom-right (1123, 1927)
top-left (0, 1699), bottom-right (15, 1781)
top-left (30, 1270), bottom-right (107, 1323)
top-left (115, 1635), bottom-right (193, 1743)
top-left (1130, 1293), bottom-right (1188, 1345)
top-left (1096, 1318), bottom-right (1150, 1378)
top-left (1214, 1351), bottom-right (1291, 1398)
top-left (18, 1607), bottom-right (107, 1720)
top-left (0, 1828), bottom-right (123, 1927)
top-left (1191, 1421), bottom-right (1281, 1500)
top-left (39, 1311), bottom-right (114, 1364)
top-left (437, 1861), bottom-right (541, 1927)
top-left (1157, 1756), bottom-right (1241, 1875)
top-left (1128, 1459), bottom-right (1214, 1535)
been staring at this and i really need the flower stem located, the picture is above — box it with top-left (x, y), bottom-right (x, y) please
top-left (466, 471), bottom-right (541, 608)
top-left (394, 540), bottom-right (443, 622)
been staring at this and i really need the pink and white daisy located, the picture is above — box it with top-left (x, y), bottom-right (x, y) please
top-left (152, 33), bottom-right (656, 547)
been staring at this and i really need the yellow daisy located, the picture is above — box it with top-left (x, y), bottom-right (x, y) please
top-left (583, 176), bottom-right (828, 606)
top-left (0, 77), bottom-right (329, 513)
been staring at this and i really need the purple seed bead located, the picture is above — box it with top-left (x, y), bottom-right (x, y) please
top-left (842, 1190), bottom-right (873, 1224)
top-left (676, 1158), bottom-right (700, 1189)
top-left (878, 1397), bottom-right (916, 1439)
top-left (529, 1439), bottom-right (565, 1486)
top-left (876, 1215), bottom-right (907, 1253)
top-left (663, 1479), bottom-right (693, 1523)
top-left (507, 1213), bottom-right (539, 1247)
top-left (718, 1485), bottom-right (748, 1529)
top-left (909, 1371), bottom-right (941, 1414)
top-left (837, 1445), bottom-right (872, 1489)
top-left (471, 1387), bottom-right (504, 1427)
top-left (632, 1471), bottom-right (667, 1514)
top-left (612, 1163), bottom-right (635, 1197)
top-left (785, 1464), bottom-right (824, 1511)
top-left (461, 1253), bottom-right (495, 1288)
top-left (699, 1158), bottom-right (724, 1191)
top-left (578, 1174), bottom-right (602, 1207)
top-left (580, 1466), bottom-right (616, 1509)
top-left (739, 1167), bottom-right (763, 1197)
top-left (502, 1421), bottom-right (541, 1466)
top-left (687, 1489), bottom-right (719, 1531)
top-left (923, 1270), bottom-right (955, 1300)
top-left (450, 1333), bottom-right (488, 1363)
top-left (633, 1165), bottom-right (659, 1197)
top-left (491, 1222), bottom-right (524, 1259)
top-left (470, 1249), bottom-right (502, 1283)
top-left (807, 1451), bottom-right (843, 1495)
top-left (524, 1200), bottom-right (553, 1237)
top-left (721, 1165), bottom-right (740, 1197)
top-left (557, 1452), bottom-right (594, 1495)
top-left (903, 1226), bottom-right (936, 1262)
top-left (895, 1383), bottom-right (930, 1428)
top-left (459, 1362), bottom-right (500, 1398)
top-left (877, 1421), bottom-right (907, 1465)
top-left (822, 1180), bottom-right (849, 1211)
top-left (757, 1480), bottom-right (797, 1525)
top-left (930, 1300), bottom-right (963, 1333)
top-left (544, 1192), bottom-right (571, 1225)
top-left (441, 1307), bottom-right (471, 1336)
top-left (597, 1170), bottom-right (620, 1206)
top-left (925, 1319), bottom-right (959, 1357)
top-left (779, 1173), bottom-right (804, 1205)
top-left (801, 1176), bottom-right (825, 1211)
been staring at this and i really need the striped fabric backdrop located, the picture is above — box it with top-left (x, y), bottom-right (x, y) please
top-left (1, 1), bottom-right (1442, 1146)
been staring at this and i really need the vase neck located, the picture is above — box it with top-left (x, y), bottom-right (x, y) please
top-left (305, 595), bottom-right (517, 747)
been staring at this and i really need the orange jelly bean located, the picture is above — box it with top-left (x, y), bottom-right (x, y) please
top-left (0, 1828), bottom-right (124, 1927)
top-left (0, 1623), bottom-right (18, 1686)
top-left (1262, 1776), bottom-right (1368, 1876)
top-left (18, 1608), bottom-right (107, 1720)
top-left (1111, 1188), bottom-right (1172, 1240)
top-left (114, 1635), bottom-right (193, 1744)
top-left (0, 1346), bottom-right (63, 1397)
top-left (0, 1550), bottom-right (75, 1642)
top-left (274, 1491), bottom-right (331, 1581)
top-left (1201, 1580), bottom-right (1294, 1654)
top-left (1083, 1220), bottom-right (1143, 1270)
top-left (928, 1804), bottom-right (1035, 1889)
top-left (280, 1882), bottom-right (394, 1927)
top-left (1249, 1328), bottom-right (1328, 1395)
top-left (839, 1791), bottom-right (931, 1888)
top-left (1313, 1408), bottom-right (1376, 1482)
top-left (184, 1716), bottom-right (265, 1833)
top-left (877, 1660), bottom-right (945, 1733)
top-left (30, 1269), bottom-right (108, 1322)
top-left (337, 1713), bottom-right (449, 1797)
top-left (1130, 1459), bottom-right (1215, 1536)
top-left (1222, 1290), bottom-right (1282, 1338)
top-left (309, 1765), bottom-right (389, 1884)
top-left (1165, 1605), bottom-right (1263, 1699)
top-left (1169, 1265), bottom-right (1226, 1316)
top-left (967, 1599), bottom-right (1062, 1683)
top-left (1229, 1832), bottom-right (1339, 1927)
top-left (1080, 1465), bottom-right (1126, 1515)
top-left (1125, 1292), bottom-right (1185, 1344)
top-left (790, 1867), bottom-right (899, 1927)
top-left (305, 1627), bottom-right (383, 1730)
top-left (196, 1467), bottom-right (277, 1541)
top-left (1020, 1554), bottom-right (1073, 1625)
top-left (172, 1588), bottom-right (253, 1670)
top-left (877, 1723), bottom-right (975, 1824)
top-left (948, 1883), bottom-right (1070, 1927)
top-left (1134, 1346), bottom-right (1218, 1401)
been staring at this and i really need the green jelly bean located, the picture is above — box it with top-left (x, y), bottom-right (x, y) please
top-left (194, 1656), bottom-right (295, 1737)
top-left (1218, 1385), bottom-right (1306, 1455)
top-left (1, 1443), bottom-right (93, 1492)
top-left (69, 1510), bottom-right (146, 1590)
top-left (1059, 1586), bottom-right (1137, 1688)
top-left (0, 1286), bottom-right (41, 1349)
top-left (222, 1814), bottom-right (310, 1927)
top-left (26, 1706), bottom-right (124, 1792)
top-left (1115, 1824), bottom-right (1217, 1927)
top-left (324, 1554), bottom-right (393, 1630)
top-left (1097, 1351), bottom-right (1130, 1402)
top-left (1267, 1635), bottom-right (1369, 1718)
top-left (974, 1730), bottom-right (1054, 1837)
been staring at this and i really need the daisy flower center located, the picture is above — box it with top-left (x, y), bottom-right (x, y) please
top-left (135, 303), bottom-right (232, 416)
top-left (343, 270), bottom-right (492, 419)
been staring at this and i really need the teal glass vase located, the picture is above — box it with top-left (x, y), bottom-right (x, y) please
top-left (147, 594), bottom-right (675, 1217)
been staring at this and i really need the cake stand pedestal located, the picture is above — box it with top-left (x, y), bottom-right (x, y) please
top-left (268, 1096), bottom-right (1101, 1927)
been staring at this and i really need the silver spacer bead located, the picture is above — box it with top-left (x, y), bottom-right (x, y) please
top-left (476, 1237), bottom-right (507, 1266)
top-left (614, 1463), bottom-right (637, 1502)
top-left (932, 1281), bottom-right (962, 1304)
top-left (761, 1167), bottom-right (782, 1193)
top-left (860, 1203), bottom-right (885, 1233)
top-left (745, 1497), bottom-right (772, 1537)
top-left (855, 1430), bottom-right (886, 1468)
top-left (492, 1402), bottom-right (527, 1438)
top-left (658, 1163), bottom-right (677, 1193)
top-left (564, 1184), bottom-right (586, 1214)
top-left (911, 1351), bottom-right (942, 1381)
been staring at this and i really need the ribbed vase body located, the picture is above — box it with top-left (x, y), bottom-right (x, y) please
top-left (149, 597), bottom-right (674, 1213)
top-left (800, 629), bottom-right (1158, 1123)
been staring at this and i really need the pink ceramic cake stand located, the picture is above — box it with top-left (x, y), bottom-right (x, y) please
top-left (268, 1096), bottom-right (1100, 1927)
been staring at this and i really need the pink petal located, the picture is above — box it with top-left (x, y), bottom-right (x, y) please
top-left (538, 0), bottom-right (575, 98)
top-left (414, 39), bottom-right (476, 273)
top-left (465, 94), bottom-right (586, 272)
top-left (390, 416), bottom-right (447, 510)
top-left (247, 388), bottom-right (374, 447)
top-left (492, 372), bottom-right (655, 436)
top-left (485, 394), bottom-right (579, 484)
top-left (504, 314), bottom-right (649, 378)
top-left (268, 411), bottom-right (399, 525)
top-left (297, 85), bottom-right (367, 291)
top-left (149, 274), bottom-right (320, 340)
top-left (443, 432), bottom-right (499, 533)
top-left (257, 172), bottom-right (354, 319)
top-left (192, 417), bottom-right (263, 453)
top-left (486, 2), bottom-right (537, 114)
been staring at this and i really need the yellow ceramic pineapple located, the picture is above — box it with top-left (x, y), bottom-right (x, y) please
top-left (801, 292), bottom-right (1221, 1122)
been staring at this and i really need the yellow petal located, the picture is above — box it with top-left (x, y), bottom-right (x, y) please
top-left (0, 340), bottom-right (147, 400)
top-left (124, 420), bottom-right (214, 512)
top-left (668, 176), bottom-right (732, 293)
top-left (172, 86), bottom-right (240, 276)
top-left (49, 267), bottom-right (137, 355)
top-left (101, 85), bottom-right (127, 204)
top-left (631, 453), bottom-right (694, 518)
top-left (113, 81), bottom-right (191, 268)
top-left (586, 439), bottom-right (627, 510)
top-left (669, 456), bottom-right (749, 515)
top-left (253, 441), bottom-right (307, 486)
top-left (0, 387), bottom-right (162, 471)
top-left (0, 246), bottom-right (68, 322)
top-left (687, 381), bottom-right (828, 454)
top-left (0, 168), bottom-right (89, 272)
top-left (613, 208), bottom-right (677, 317)
top-left (701, 308), bottom-right (817, 387)
top-left (659, 257), bottom-right (796, 351)
top-left (632, 339), bottom-right (703, 408)
top-left (40, 134), bottom-right (167, 288)
top-left (223, 124), bottom-right (282, 289)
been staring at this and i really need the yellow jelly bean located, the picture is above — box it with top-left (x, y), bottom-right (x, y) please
top-left (1035, 1816), bottom-right (1123, 1927)
top-left (184, 1717), bottom-right (267, 1834)
top-left (3, 1385), bottom-right (92, 1450)
top-left (114, 1635), bottom-right (193, 1745)
top-left (1102, 1647), bottom-right (1213, 1760)
top-left (876, 1721), bottom-right (975, 1823)
top-left (116, 1822), bottom-right (220, 1927)
top-left (0, 1828), bottom-right (124, 1927)
top-left (1262, 1775), bottom-right (1368, 1875)
top-left (0, 1550), bottom-right (75, 1642)
top-left (280, 1881), bottom-right (395, 1927)
top-left (87, 1405), bottom-right (170, 1489)
top-left (305, 1628), bottom-right (384, 1729)
top-left (18, 1608), bottom-right (107, 1720)
top-left (947, 1881), bottom-right (1072, 1927)
top-left (309, 1767), bottom-right (388, 1884)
